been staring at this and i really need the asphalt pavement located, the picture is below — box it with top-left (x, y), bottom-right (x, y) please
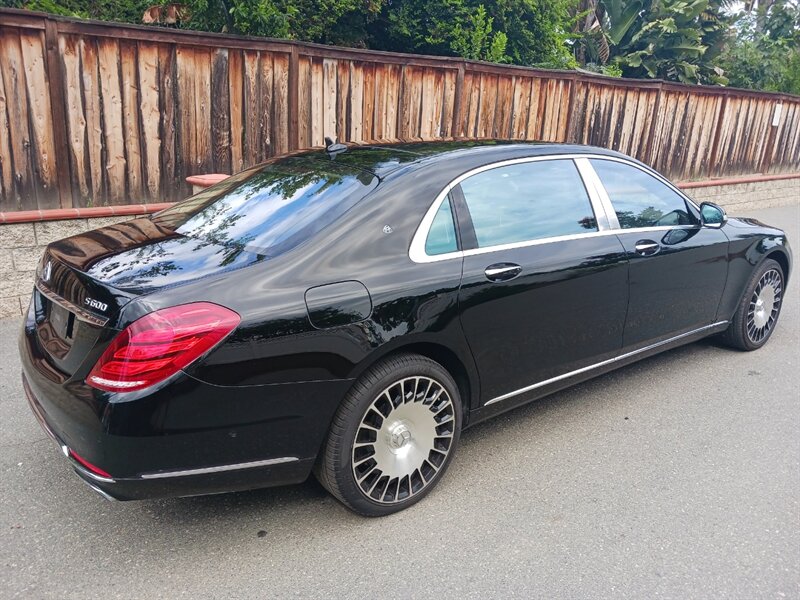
top-left (1, 205), bottom-right (798, 599)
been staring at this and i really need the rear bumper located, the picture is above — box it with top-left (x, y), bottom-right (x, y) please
top-left (22, 371), bottom-right (316, 500)
top-left (19, 309), bottom-right (351, 501)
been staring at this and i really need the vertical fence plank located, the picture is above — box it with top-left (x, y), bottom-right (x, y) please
top-left (336, 60), bottom-right (351, 142)
top-left (138, 43), bottom-right (161, 199)
top-left (0, 27), bottom-right (37, 210)
top-left (120, 41), bottom-right (143, 200)
top-left (297, 55), bottom-right (311, 148)
top-left (60, 35), bottom-right (88, 202)
top-left (259, 52), bottom-right (274, 159)
top-left (210, 48), bottom-right (230, 175)
top-left (194, 49), bottom-right (212, 175)
top-left (323, 59), bottom-right (337, 141)
top-left (362, 62), bottom-right (375, 142)
top-left (43, 22), bottom-right (70, 208)
top-left (80, 38), bottom-right (103, 202)
top-left (159, 44), bottom-right (179, 198)
top-left (310, 57), bottom-right (324, 146)
top-left (97, 38), bottom-right (126, 204)
top-left (242, 50), bottom-right (260, 167)
top-left (288, 47), bottom-right (299, 151)
top-left (273, 52), bottom-right (289, 155)
top-left (0, 58), bottom-right (13, 209)
top-left (228, 48), bottom-right (243, 174)
top-left (419, 68), bottom-right (436, 139)
top-left (350, 62), bottom-right (364, 142)
top-left (383, 64), bottom-right (401, 141)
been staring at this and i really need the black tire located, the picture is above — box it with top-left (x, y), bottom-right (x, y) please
top-left (314, 353), bottom-right (463, 516)
top-left (719, 258), bottom-right (785, 351)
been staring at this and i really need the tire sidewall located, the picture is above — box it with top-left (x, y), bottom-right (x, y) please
top-left (735, 258), bottom-right (785, 351)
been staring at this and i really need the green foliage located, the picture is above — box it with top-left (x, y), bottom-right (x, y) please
top-left (717, 3), bottom-right (800, 94)
top-left (450, 4), bottom-right (508, 61)
top-left (11, 0), bottom-right (152, 22)
top-left (367, 0), bottom-right (576, 66)
top-left (580, 0), bottom-right (729, 84)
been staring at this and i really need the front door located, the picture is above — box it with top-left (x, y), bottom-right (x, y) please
top-left (589, 158), bottom-right (729, 349)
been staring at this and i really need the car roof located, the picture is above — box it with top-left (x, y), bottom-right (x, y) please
top-left (300, 140), bottom-right (634, 180)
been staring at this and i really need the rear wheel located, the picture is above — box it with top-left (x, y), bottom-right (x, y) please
top-left (720, 258), bottom-right (785, 351)
top-left (314, 354), bottom-right (462, 516)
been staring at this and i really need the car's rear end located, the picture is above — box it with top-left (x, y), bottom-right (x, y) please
top-left (19, 154), bottom-right (381, 500)
top-left (19, 240), bottom-right (318, 499)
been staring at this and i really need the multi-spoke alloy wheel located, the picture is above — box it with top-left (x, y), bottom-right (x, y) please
top-left (721, 258), bottom-right (785, 351)
top-left (746, 268), bottom-right (783, 344)
top-left (352, 376), bottom-right (455, 504)
top-left (314, 354), bottom-right (462, 516)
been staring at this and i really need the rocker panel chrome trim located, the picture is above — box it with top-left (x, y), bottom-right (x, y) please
top-left (484, 321), bottom-right (729, 406)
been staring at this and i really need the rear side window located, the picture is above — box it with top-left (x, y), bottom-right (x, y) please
top-left (590, 159), bottom-right (695, 228)
top-left (425, 198), bottom-right (458, 255)
top-left (153, 158), bottom-right (378, 257)
top-left (458, 159), bottom-right (598, 248)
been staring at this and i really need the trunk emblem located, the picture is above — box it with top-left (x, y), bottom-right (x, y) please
top-left (84, 297), bottom-right (109, 312)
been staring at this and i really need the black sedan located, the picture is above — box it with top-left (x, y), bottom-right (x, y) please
top-left (20, 141), bottom-right (791, 516)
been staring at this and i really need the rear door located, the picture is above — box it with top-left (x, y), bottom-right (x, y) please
top-left (452, 158), bottom-right (630, 405)
top-left (588, 158), bottom-right (729, 349)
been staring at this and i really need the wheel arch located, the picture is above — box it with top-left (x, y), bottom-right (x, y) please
top-left (765, 249), bottom-right (791, 284)
top-left (348, 340), bottom-right (479, 426)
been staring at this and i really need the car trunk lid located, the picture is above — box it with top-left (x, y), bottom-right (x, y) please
top-left (31, 217), bottom-right (263, 378)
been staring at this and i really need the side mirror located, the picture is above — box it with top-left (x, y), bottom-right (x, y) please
top-left (700, 202), bottom-right (727, 228)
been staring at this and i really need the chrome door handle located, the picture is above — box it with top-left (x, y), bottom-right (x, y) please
top-left (634, 240), bottom-right (660, 256)
top-left (485, 263), bottom-right (522, 282)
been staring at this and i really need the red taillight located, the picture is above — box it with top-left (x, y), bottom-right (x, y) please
top-left (86, 302), bottom-right (240, 392)
top-left (68, 449), bottom-right (112, 479)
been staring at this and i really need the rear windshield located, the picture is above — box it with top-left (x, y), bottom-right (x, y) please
top-left (153, 158), bottom-right (378, 257)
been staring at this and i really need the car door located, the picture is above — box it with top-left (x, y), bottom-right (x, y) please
top-left (588, 158), bottom-right (729, 350)
top-left (452, 158), bottom-right (630, 405)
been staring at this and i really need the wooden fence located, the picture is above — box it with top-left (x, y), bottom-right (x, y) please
top-left (1, 8), bottom-right (799, 212)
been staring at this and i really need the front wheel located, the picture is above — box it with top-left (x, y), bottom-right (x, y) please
top-left (720, 258), bottom-right (785, 351)
top-left (314, 354), bottom-right (462, 516)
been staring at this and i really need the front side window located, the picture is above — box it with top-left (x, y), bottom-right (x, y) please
top-left (458, 159), bottom-right (598, 248)
top-left (590, 159), bottom-right (695, 229)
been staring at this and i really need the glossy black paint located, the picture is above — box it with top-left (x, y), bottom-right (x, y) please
top-left (459, 236), bottom-right (629, 400)
top-left (19, 141), bottom-right (792, 501)
top-left (615, 226), bottom-right (730, 348)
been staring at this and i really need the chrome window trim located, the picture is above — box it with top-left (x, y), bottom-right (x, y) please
top-left (408, 153), bottom-right (701, 264)
top-left (484, 320), bottom-right (729, 407)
